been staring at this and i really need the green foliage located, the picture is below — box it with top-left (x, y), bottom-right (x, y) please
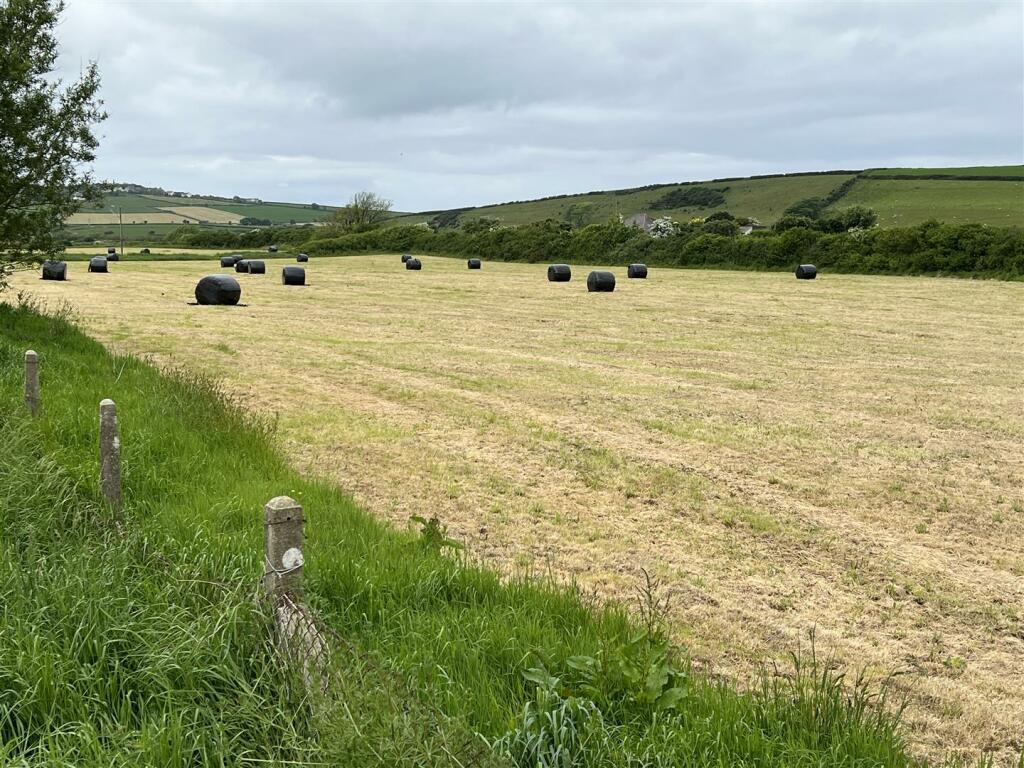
top-left (565, 202), bottom-right (599, 228)
top-left (409, 515), bottom-right (464, 554)
top-left (816, 206), bottom-right (878, 233)
top-left (701, 218), bottom-right (740, 236)
top-left (0, 0), bottom-right (105, 277)
top-left (784, 197), bottom-right (828, 219)
top-left (304, 218), bottom-right (1024, 279)
top-left (461, 216), bottom-right (500, 235)
top-left (330, 191), bottom-right (393, 233)
top-left (649, 186), bottom-right (726, 210)
top-left (492, 668), bottom-right (607, 768)
top-left (427, 208), bottom-right (467, 230)
top-left (705, 211), bottom-right (736, 222)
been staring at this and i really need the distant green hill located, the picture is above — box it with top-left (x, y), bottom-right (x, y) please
top-left (62, 190), bottom-right (339, 244)
top-left (389, 165), bottom-right (1024, 230)
top-left (64, 166), bottom-right (1023, 245)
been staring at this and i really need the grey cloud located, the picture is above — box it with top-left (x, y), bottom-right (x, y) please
top-left (55, 0), bottom-right (1023, 210)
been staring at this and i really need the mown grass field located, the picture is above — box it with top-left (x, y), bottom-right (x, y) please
top-left (0, 294), bottom-right (923, 767)
top-left (11, 254), bottom-right (1024, 765)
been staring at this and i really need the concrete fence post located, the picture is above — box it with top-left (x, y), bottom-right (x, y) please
top-left (24, 350), bottom-right (40, 414)
top-left (99, 399), bottom-right (122, 510)
top-left (263, 496), bottom-right (304, 597)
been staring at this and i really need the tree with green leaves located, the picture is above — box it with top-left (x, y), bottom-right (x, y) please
top-left (330, 191), bottom-right (392, 233)
top-left (1, 0), bottom-right (104, 283)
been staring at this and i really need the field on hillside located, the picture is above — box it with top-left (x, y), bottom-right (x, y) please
top-left (12, 255), bottom-right (1024, 765)
top-left (389, 166), bottom-right (1023, 231)
top-left (391, 173), bottom-right (857, 229)
top-left (865, 166), bottom-right (1024, 178)
top-left (836, 178), bottom-right (1024, 227)
top-left (66, 192), bottom-right (335, 234)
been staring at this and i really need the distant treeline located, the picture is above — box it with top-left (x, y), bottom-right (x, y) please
top-left (166, 219), bottom-right (1023, 279)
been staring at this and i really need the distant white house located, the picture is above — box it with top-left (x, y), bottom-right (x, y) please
top-left (739, 220), bottom-right (768, 236)
top-left (624, 212), bottom-right (656, 232)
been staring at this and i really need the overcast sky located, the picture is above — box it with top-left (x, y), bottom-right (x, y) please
top-left (55, 0), bottom-right (1023, 211)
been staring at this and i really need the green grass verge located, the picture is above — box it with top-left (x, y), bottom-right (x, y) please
top-left (0, 299), bottom-right (922, 766)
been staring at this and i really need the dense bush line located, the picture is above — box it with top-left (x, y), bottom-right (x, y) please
top-left (298, 219), bottom-right (1024, 279)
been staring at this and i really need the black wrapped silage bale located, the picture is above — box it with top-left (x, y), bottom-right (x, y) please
top-left (107, 247), bottom-right (116, 255)
top-left (587, 271), bottom-right (616, 292)
top-left (627, 263), bottom-right (648, 279)
top-left (140, 248), bottom-right (150, 254)
top-left (195, 274), bottom-right (242, 306)
top-left (267, 245), bottom-right (278, 253)
top-left (41, 260), bottom-right (67, 281)
top-left (406, 258), bottom-right (422, 270)
top-left (467, 258), bottom-right (482, 269)
top-left (247, 260), bottom-right (266, 274)
top-left (297, 253), bottom-right (309, 262)
top-left (219, 256), bottom-right (235, 268)
top-left (235, 260), bottom-right (250, 273)
top-left (547, 264), bottom-right (571, 282)
top-left (282, 266), bottom-right (306, 286)
top-left (106, 252), bottom-right (120, 262)
top-left (88, 257), bottom-right (108, 273)
top-left (401, 254), bottom-right (411, 263)
top-left (228, 253), bottom-right (244, 264)
top-left (795, 264), bottom-right (817, 279)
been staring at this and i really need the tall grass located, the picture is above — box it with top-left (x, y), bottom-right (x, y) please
top-left (0, 299), bottom-right (922, 766)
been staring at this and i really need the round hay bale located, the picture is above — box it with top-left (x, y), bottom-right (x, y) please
top-left (467, 258), bottom-right (482, 269)
top-left (401, 254), bottom-right (411, 263)
top-left (627, 263), bottom-right (648, 279)
top-left (106, 253), bottom-right (120, 262)
top-left (247, 260), bottom-right (266, 275)
top-left (41, 260), bottom-right (67, 281)
top-left (282, 266), bottom-right (306, 286)
top-left (296, 253), bottom-right (309, 262)
top-left (406, 258), bottom-right (422, 270)
top-left (88, 256), bottom-right (108, 273)
top-left (587, 270), bottom-right (616, 292)
top-left (140, 248), bottom-right (150, 254)
top-left (547, 264), bottom-right (571, 282)
top-left (234, 260), bottom-right (250, 273)
top-left (195, 274), bottom-right (241, 306)
top-left (267, 245), bottom-right (278, 253)
top-left (219, 256), bottom-right (235, 268)
top-left (795, 264), bottom-right (817, 279)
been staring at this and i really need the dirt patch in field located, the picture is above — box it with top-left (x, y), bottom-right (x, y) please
top-left (12, 256), bottom-right (1024, 766)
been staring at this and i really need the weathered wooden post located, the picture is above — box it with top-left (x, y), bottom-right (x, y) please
top-left (24, 350), bottom-right (40, 414)
top-left (263, 496), bottom-right (305, 597)
top-left (263, 496), bottom-right (328, 691)
top-left (99, 399), bottom-right (122, 510)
